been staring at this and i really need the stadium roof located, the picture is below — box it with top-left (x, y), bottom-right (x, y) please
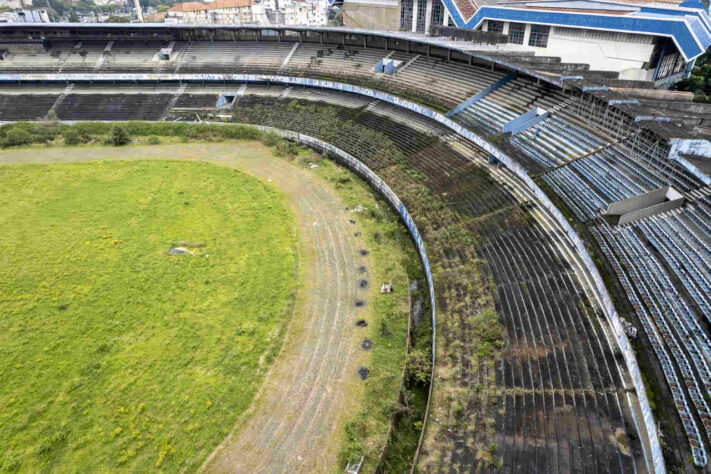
top-left (443, 0), bottom-right (711, 61)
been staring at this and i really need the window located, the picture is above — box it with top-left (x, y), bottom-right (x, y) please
top-left (673, 54), bottom-right (686, 75)
top-left (554, 26), bottom-right (653, 44)
top-left (508, 22), bottom-right (525, 44)
top-left (657, 51), bottom-right (679, 79)
top-left (400, 0), bottom-right (413, 31)
top-left (528, 24), bottom-right (550, 47)
top-left (431, 0), bottom-right (444, 26)
top-left (415, 0), bottom-right (428, 32)
top-left (487, 20), bottom-right (504, 33)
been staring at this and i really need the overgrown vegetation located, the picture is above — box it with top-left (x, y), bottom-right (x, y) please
top-left (0, 159), bottom-right (298, 471)
top-left (222, 101), bottom-right (507, 471)
top-left (674, 47), bottom-right (711, 102)
top-left (0, 120), bottom-right (266, 149)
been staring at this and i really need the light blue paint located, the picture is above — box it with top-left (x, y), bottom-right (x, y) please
top-left (444, 72), bottom-right (514, 117)
top-left (216, 93), bottom-right (233, 107)
top-left (503, 107), bottom-right (549, 134)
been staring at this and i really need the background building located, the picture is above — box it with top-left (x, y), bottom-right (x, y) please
top-left (342, 0), bottom-right (710, 85)
top-left (166, 0), bottom-right (328, 25)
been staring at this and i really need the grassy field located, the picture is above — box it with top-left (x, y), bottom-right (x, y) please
top-left (0, 159), bottom-right (298, 472)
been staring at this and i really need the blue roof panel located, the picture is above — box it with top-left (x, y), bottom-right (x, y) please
top-left (445, 4), bottom-right (711, 60)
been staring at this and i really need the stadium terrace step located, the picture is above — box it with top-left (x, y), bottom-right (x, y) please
top-left (499, 55), bottom-right (562, 65)
top-left (523, 63), bottom-right (591, 73)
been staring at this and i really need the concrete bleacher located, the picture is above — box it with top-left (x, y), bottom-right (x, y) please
top-left (592, 225), bottom-right (709, 467)
top-left (54, 93), bottom-right (173, 121)
top-left (180, 41), bottom-right (294, 73)
top-left (285, 44), bottom-right (384, 78)
top-left (0, 93), bottom-right (57, 120)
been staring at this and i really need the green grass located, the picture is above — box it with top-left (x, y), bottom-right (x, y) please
top-left (0, 160), bottom-right (298, 472)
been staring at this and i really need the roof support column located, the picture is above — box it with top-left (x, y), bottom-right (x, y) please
top-left (444, 9), bottom-right (449, 26)
top-left (412, 0), bottom-right (419, 33)
top-left (424, 0), bottom-right (433, 34)
top-left (652, 39), bottom-right (667, 81)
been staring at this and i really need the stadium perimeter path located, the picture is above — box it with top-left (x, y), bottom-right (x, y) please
top-left (0, 142), bottom-right (369, 473)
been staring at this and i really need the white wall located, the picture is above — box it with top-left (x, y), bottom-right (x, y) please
top-left (546, 32), bottom-right (655, 76)
top-left (497, 22), bottom-right (657, 79)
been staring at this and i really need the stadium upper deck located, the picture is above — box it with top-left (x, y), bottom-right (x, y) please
top-left (0, 22), bottom-right (708, 138)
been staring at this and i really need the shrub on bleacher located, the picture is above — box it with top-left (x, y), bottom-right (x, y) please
top-left (62, 128), bottom-right (81, 146)
top-left (0, 122), bottom-right (60, 148)
top-left (108, 125), bottom-right (130, 146)
top-left (1, 128), bottom-right (33, 148)
top-left (0, 122), bottom-right (268, 148)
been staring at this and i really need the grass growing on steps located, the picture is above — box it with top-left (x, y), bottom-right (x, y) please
top-left (0, 159), bottom-right (298, 472)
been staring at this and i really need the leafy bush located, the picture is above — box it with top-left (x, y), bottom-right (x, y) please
top-left (674, 47), bottom-right (711, 102)
top-left (404, 348), bottom-right (432, 386)
top-left (2, 128), bottom-right (33, 148)
top-left (109, 125), bottom-right (130, 146)
top-left (147, 136), bottom-right (161, 145)
top-left (62, 128), bottom-right (81, 145)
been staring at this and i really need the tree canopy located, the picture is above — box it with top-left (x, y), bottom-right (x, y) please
top-left (674, 48), bottom-right (711, 103)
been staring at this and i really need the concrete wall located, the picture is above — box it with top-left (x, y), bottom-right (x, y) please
top-left (618, 199), bottom-right (685, 224)
top-left (494, 21), bottom-right (656, 79)
top-left (606, 186), bottom-right (685, 224)
top-left (343, 2), bottom-right (401, 30)
top-left (607, 187), bottom-right (670, 215)
top-left (546, 31), bottom-right (654, 77)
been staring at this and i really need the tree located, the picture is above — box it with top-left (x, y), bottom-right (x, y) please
top-left (2, 129), bottom-right (32, 148)
top-left (109, 125), bottom-right (130, 146)
top-left (675, 47), bottom-right (711, 103)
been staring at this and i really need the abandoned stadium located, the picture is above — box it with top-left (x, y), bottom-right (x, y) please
top-left (1, 23), bottom-right (711, 473)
